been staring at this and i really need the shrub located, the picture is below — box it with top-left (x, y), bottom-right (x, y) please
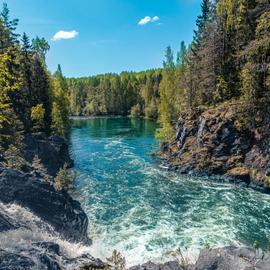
top-left (130, 104), bottom-right (142, 117)
top-left (4, 144), bottom-right (26, 170)
top-left (167, 248), bottom-right (190, 269)
top-left (54, 163), bottom-right (76, 191)
top-left (106, 250), bottom-right (126, 270)
top-left (32, 154), bottom-right (51, 182)
top-left (155, 122), bottom-right (175, 142)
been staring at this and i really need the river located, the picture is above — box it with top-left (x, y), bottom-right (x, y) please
top-left (70, 117), bottom-right (270, 266)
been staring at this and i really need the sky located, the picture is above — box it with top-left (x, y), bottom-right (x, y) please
top-left (6, 0), bottom-right (201, 77)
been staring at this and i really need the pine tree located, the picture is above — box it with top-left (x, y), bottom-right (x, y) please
top-left (16, 32), bottom-right (33, 131)
top-left (31, 55), bottom-right (52, 133)
top-left (0, 3), bottom-right (19, 49)
top-left (51, 66), bottom-right (70, 136)
top-left (176, 41), bottom-right (187, 67)
top-left (21, 32), bottom-right (31, 52)
top-left (240, 10), bottom-right (270, 127)
top-left (31, 104), bottom-right (45, 131)
top-left (0, 46), bottom-right (22, 128)
top-left (193, 0), bottom-right (212, 52)
top-left (32, 36), bottom-right (50, 63)
top-left (4, 144), bottom-right (26, 170)
top-left (163, 46), bottom-right (175, 69)
top-left (32, 154), bottom-right (51, 182)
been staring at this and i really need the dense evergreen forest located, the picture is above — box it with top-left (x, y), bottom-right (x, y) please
top-left (67, 70), bottom-right (162, 119)
top-left (0, 0), bottom-right (269, 149)
top-left (0, 3), bottom-right (70, 167)
top-left (68, 0), bottom-right (270, 141)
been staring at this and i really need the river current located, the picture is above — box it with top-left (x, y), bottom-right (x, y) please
top-left (70, 117), bottom-right (270, 266)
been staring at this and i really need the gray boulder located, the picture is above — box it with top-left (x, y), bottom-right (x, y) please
top-left (0, 168), bottom-right (90, 244)
top-left (0, 250), bottom-right (35, 270)
top-left (195, 246), bottom-right (270, 270)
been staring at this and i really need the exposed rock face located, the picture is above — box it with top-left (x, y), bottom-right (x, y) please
top-left (2, 245), bottom-right (268, 270)
top-left (130, 261), bottom-right (188, 270)
top-left (0, 168), bottom-right (90, 245)
top-left (0, 212), bottom-right (17, 233)
top-left (0, 133), bottom-right (102, 269)
top-left (0, 244), bottom-right (104, 270)
top-left (0, 166), bottom-right (99, 269)
top-left (0, 250), bottom-right (35, 270)
top-left (23, 133), bottom-right (73, 177)
top-left (160, 103), bottom-right (270, 191)
top-left (195, 246), bottom-right (270, 270)
top-left (130, 247), bottom-right (270, 270)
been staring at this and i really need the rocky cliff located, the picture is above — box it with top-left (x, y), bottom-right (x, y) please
top-left (0, 133), bottom-right (103, 269)
top-left (160, 102), bottom-right (270, 192)
top-left (23, 133), bottom-right (73, 177)
top-left (0, 168), bottom-right (90, 244)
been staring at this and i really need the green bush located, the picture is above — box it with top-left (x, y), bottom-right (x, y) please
top-left (54, 163), bottom-right (76, 191)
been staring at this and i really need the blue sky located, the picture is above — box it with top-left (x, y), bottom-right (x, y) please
top-left (6, 0), bottom-right (201, 77)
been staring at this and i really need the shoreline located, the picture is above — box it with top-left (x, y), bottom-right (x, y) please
top-left (69, 115), bottom-right (158, 121)
top-left (158, 157), bottom-right (270, 194)
top-left (69, 117), bottom-right (270, 270)
top-left (1, 129), bottom-right (270, 269)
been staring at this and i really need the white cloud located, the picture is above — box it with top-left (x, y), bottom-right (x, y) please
top-left (52, 30), bottom-right (78, 41)
top-left (138, 16), bottom-right (159, 26)
top-left (138, 16), bottom-right (152, 25)
top-left (151, 16), bottom-right (160, 22)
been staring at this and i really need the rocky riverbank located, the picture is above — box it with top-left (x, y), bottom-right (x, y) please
top-left (1, 131), bottom-right (270, 269)
top-left (0, 133), bottom-right (104, 269)
top-left (160, 102), bottom-right (270, 192)
top-left (131, 246), bottom-right (270, 270)
top-left (22, 132), bottom-right (73, 177)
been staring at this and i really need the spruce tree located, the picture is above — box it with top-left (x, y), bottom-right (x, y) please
top-left (0, 3), bottom-right (19, 48)
top-left (32, 36), bottom-right (50, 63)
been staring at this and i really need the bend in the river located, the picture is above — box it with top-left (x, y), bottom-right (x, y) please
top-left (70, 117), bottom-right (270, 266)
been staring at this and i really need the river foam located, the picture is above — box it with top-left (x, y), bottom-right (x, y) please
top-left (0, 202), bottom-right (93, 269)
top-left (70, 117), bottom-right (270, 266)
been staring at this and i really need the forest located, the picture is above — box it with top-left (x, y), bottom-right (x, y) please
top-left (0, 1), bottom-right (270, 269)
top-left (68, 0), bottom-right (270, 140)
top-left (0, 0), bottom-right (270, 152)
top-left (0, 3), bottom-right (70, 167)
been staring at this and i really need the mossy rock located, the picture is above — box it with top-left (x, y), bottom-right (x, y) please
top-left (227, 166), bottom-right (250, 182)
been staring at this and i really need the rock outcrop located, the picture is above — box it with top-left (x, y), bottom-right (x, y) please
top-left (0, 132), bottom-right (105, 269)
top-left (130, 261), bottom-right (189, 270)
top-left (194, 246), bottom-right (270, 270)
top-left (23, 133), bottom-right (73, 177)
top-left (0, 132), bottom-right (103, 269)
top-left (0, 168), bottom-right (90, 245)
top-left (0, 244), bottom-right (104, 270)
top-left (0, 212), bottom-right (17, 233)
top-left (130, 246), bottom-right (270, 270)
top-left (160, 102), bottom-right (270, 191)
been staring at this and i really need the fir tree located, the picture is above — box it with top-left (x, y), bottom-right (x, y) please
top-left (32, 154), bottom-right (51, 182)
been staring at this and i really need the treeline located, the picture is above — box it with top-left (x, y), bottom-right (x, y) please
top-left (0, 3), bottom-right (69, 160)
top-left (67, 70), bottom-right (162, 119)
top-left (68, 0), bottom-right (270, 141)
top-left (157, 0), bottom-right (270, 139)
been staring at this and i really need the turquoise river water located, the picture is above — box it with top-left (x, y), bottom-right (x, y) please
top-left (70, 117), bottom-right (270, 266)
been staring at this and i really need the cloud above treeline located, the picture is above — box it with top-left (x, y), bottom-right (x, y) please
top-left (138, 16), bottom-right (160, 26)
top-left (52, 30), bottom-right (79, 41)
